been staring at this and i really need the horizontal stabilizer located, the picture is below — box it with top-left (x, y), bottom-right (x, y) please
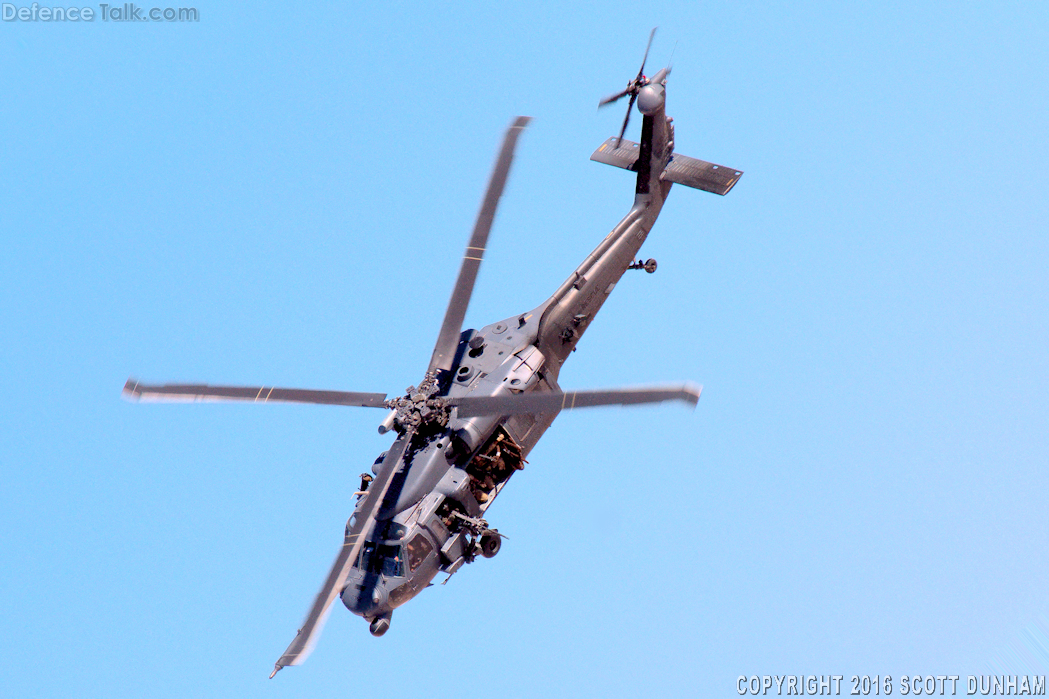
top-left (590, 137), bottom-right (640, 171)
top-left (591, 137), bottom-right (742, 195)
top-left (661, 154), bottom-right (742, 195)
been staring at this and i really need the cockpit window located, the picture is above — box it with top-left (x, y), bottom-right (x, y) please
top-left (405, 534), bottom-right (433, 572)
top-left (356, 542), bottom-right (404, 578)
top-left (357, 543), bottom-right (376, 571)
top-left (380, 545), bottom-right (404, 577)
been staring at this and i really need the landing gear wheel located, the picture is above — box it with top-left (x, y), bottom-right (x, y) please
top-left (480, 530), bottom-right (501, 558)
top-left (628, 258), bottom-right (658, 273)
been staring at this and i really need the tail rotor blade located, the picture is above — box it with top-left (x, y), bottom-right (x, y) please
top-left (446, 383), bottom-right (701, 417)
top-left (616, 92), bottom-right (638, 148)
top-left (599, 87), bottom-right (631, 108)
top-left (603, 29), bottom-right (656, 146)
top-left (637, 27), bottom-right (657, 81)
top-left (270, 429), bottom-right (414, 678)
top-left (427, 116), bottom-right (531, 378)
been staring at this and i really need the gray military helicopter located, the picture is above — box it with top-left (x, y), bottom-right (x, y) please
top-left (123, 31), bottom-right (741, 677)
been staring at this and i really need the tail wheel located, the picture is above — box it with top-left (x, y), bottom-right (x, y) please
top-left (369, 614), bottom-right (391, 637)
top-left (480, 530), bottom-right (501, 558)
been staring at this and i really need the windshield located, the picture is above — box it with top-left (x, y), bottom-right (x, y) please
top-left (356, 543), bottom-right (404, 578)
top-left (381, 546), bottom-right (404, 577)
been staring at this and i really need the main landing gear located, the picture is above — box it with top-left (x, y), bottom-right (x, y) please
top-left (479, 530), bottom-right (502, 559)
top-left (448, 511), bottom-right (504, 561)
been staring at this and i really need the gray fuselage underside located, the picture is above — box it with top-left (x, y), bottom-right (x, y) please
top-left (341, 107), bottom-right (675, 620)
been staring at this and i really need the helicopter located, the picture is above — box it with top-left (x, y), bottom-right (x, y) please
top-left (123, 31), bottom-right (741, 678)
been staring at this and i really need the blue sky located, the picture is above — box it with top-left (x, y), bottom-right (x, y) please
top-left (2, 2), bottom-right (1048, 696)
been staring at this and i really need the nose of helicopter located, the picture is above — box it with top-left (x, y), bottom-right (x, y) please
top-left (340, 577), bottom-right (390, 617)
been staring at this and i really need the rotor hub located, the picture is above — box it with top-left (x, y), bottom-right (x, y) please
top-left (384, 372), bottom-right (449, 431)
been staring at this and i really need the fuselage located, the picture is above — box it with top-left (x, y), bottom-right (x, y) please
top-left (341, 95), bottom-right (676, 626)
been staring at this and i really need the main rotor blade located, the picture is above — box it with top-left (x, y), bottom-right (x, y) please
top-left (270, 429), bottom-right (414, 678)
top-left (427, 116), bottom-right (531, 378)
top-left (446, 383), bottom-right (701, 418)
top-left (123, 379), bottom-right (388, 408)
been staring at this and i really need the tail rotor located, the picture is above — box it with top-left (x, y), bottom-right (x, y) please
top-left (598, 27), bottom-right (657, 147)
